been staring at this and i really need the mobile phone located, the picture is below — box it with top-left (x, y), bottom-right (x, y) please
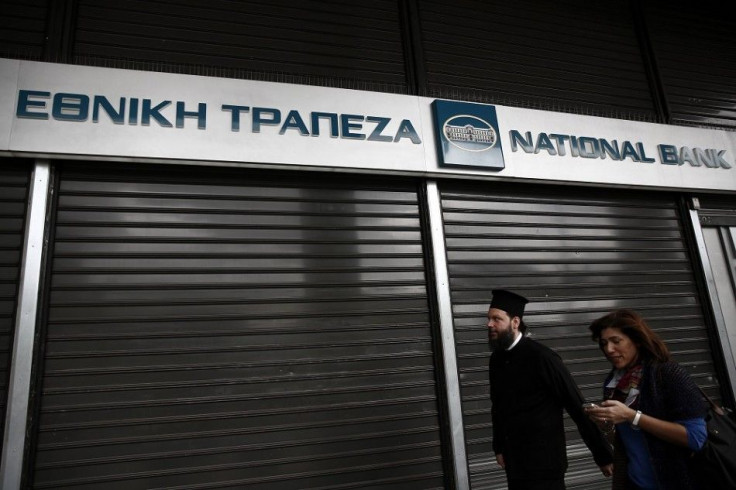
top-left (582, 402), bottom-right (598, 410)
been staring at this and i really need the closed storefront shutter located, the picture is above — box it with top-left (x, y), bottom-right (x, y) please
top-left (30, 163), bottom-right (446, 489)
top-left (0, 161), bottom-right (31, 454)
top-left (439, 181), bottom-right (720, 489)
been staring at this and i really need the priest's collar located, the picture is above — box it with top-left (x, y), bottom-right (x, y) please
top-left (506, 332), bottom-right (523, 351)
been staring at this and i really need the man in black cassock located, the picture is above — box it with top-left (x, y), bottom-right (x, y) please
top-left (487, 289), bottom-right (613, 490)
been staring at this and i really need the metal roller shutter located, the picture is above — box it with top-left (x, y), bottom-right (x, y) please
top-left (418, 0), bottom-right (657, 121)
top-left (30, 163), bottom-right (446, 489)
top-left (439, 181), bottom-right (721, 489)
top-left (0, 0), bottom-right (48, 60)
top-left (0, 161), bottom-right (31, 454)
top-left (73, 0), bottom-right (408, 93)
top-left (644, 1), bottom-right (736, 129)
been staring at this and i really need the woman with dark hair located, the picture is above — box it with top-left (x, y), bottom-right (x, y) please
top-left (584, 309), bottom-right (707, 490)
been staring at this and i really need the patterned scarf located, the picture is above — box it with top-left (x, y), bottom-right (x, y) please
top-left (604, 363), bottom-right (643, 409)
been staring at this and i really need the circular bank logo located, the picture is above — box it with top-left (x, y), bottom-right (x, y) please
top-left (443, 115), bottom-right (497, 152)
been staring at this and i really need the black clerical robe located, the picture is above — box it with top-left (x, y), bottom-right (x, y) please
top-left (489, 336), bottom-right (612, 480)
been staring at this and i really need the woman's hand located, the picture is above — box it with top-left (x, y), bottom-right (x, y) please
top-left (584, 400), bottom-right (691, 447)
top-left (586, 400), bottom-right (636, 425)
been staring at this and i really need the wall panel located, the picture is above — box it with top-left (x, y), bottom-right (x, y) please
top-left (0, 0), bottom-right (48, 60)
top-left (73, 0), bottom-right (409, 93)
top-left (644, 1), bottom-right (736, 129)
top-left (418, 0), bottom-right (657, 121)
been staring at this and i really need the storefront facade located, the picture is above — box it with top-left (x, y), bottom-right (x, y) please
top-left (1, 1), bottom-right (735, 489)
top-left (0, 57), bottom-right (733, 489)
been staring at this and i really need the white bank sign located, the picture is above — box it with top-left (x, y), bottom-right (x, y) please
top-left (1, 58), bottom-right (735, 193)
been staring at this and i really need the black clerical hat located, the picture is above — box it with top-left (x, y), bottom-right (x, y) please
top-left (490, 289), bottom-right (529, 319)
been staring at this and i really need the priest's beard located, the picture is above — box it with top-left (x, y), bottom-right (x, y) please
top-left (489, 328), bottom-right (516, 351)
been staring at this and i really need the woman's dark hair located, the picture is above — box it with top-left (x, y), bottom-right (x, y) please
top-left (589, 309), bottom-right (670, 363)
